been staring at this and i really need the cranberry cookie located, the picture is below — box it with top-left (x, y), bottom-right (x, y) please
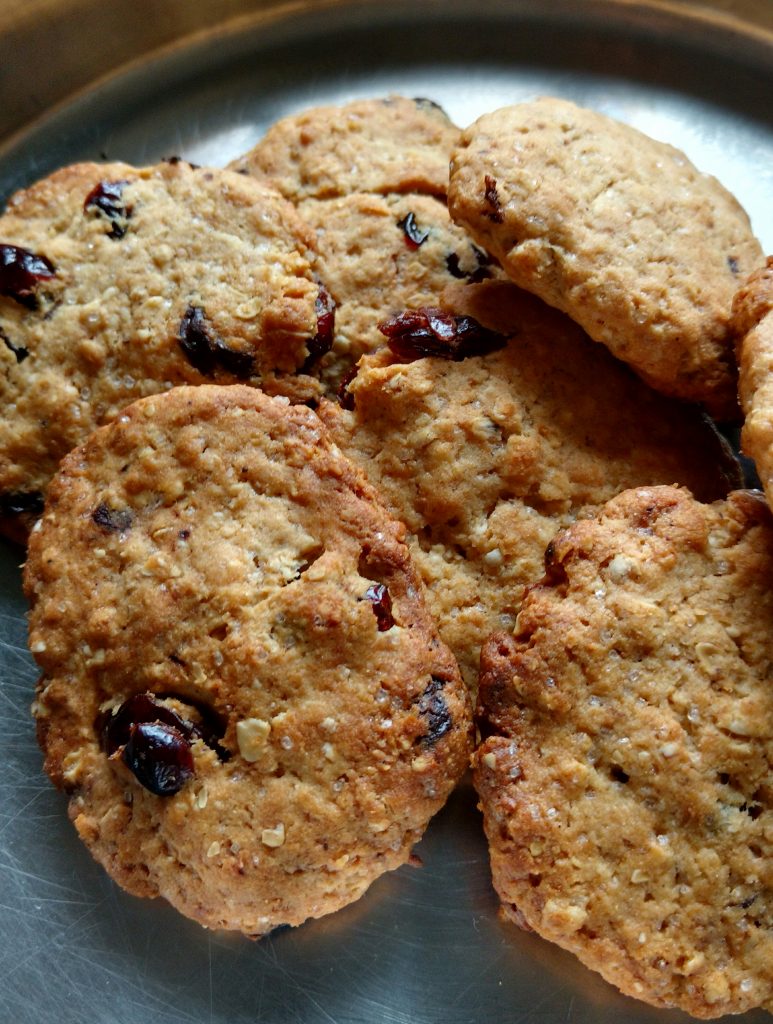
top-left (231, 96), bottom-right (472, 390)
top-left (319, 282), bottom-right (740, 690)
top-left (25, 385), bottom-right (472, 936)
top-left (296, 191), bottom-right (497, 388)
top-left (449, 97), bottom-right (763, 419)
top-left (0, 159), bottom-right (324, 541)
top-left (475, 486), bottom-right (773, 1017)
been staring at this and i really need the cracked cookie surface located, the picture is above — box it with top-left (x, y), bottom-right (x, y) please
top-left (475, 485), bottom-right (773, 1017)
top-left (24, 384), bottom-right (472, 936)
top-left (448, 97), bottom-right (763, 419)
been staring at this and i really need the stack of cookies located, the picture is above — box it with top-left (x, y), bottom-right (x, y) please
top-left (2, 93), bottom-right (771, 1018)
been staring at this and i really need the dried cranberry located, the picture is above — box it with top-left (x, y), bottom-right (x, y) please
top-left (101, 691), bottom-right (229, 763)
top-left (0, 244), bottom-right (55, 306)
top-left (445, 253), bottom-right (466, 279)
top-left (101, 693), bottom-right (187, 755)
top-left (378, 307), bottom-right (506, 362)
top-left (542, 540), bottom-right (568, 586)
top-left (303, 285), bottom-right (336, 370)
top-left (91, 502), bottom-right (133, 533)
top-left (0, 326), bottom-right (28, 363)
top-left (83, 180), bottom-right (131, 239)
top-left (483, 175), bottom-right (504, 223)
top-left (337, 365), bottom-right (358, 410)
top-left (0, 490), bottom-right (44, 517)
top-left (179, 305), bottom-right (254, 378)
top-left (122, 722), bottom-right (194, 796)
top-left (397, 212), bottom-right (429, 250)
top-left (179, 305), bottom-right (220, 375)
top-left (363, 583), bottom-right (394, 631)
top-left (417, 676), bottom-right (452, 746)
top-left (210, 339), bottom-right (254, 379)
top-left (445, 246), bottom-right (494, 283)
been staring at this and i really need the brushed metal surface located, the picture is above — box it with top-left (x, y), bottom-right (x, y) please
top-left (0, 3), bottom-right (772, 1023)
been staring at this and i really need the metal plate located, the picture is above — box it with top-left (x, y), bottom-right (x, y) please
top-left (1, 3), bottom-right (771, 1022)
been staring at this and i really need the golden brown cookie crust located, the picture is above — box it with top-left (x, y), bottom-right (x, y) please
top-left (448, 97), bottom-right (764, 419)
top-left (24, 384), bottom-right (472, 936)
top-left (0, 160), bottom-right (323, 540)
top-left (319, 282), bottom-right (740, 691)
top-left (735, 257), bottom-right (773, 512)
top-left (228, 95), bottom-right (459, 200)
top-left (475, 485), bottom-right (773, 1018)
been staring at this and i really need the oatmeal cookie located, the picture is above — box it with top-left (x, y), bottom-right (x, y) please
top-left (475, 485), bottom-right (773, 1017)
top-left (24, 385), bottom-right (472, 936)
top-left (231, 97), bottom-right (470, 390)
top-left (735, 257), bottom-right (773, 510)
top-left (0, 159), bottom-right (324, 541)
top-left (297, 191), bottom-right (497, 388)
top-left (448, 97), bottom-right (764, 419)
top-left (319, 282), bottom-right (740, 690)
top-left (228, 95), bottom-right (458, 200)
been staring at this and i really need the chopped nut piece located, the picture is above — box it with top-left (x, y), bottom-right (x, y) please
top-left (261, 824), bottom-right (286, 848)
top-left (236, 718), bottom-right (271, 762)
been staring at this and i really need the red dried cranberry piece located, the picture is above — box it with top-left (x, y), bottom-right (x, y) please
top-left (0, 490), bottom-right (44, 517)
top-left (179, 305), bottom-right (254, 379)
top-left (445, 253), bottom-right (466, 279)
top-left (91, 502), bottom-right (133, 533)
top-left (122, 722), bottom-right (194, 796)
top-left (101, 691), bottom-right (229, 762)
top-left (0, 244), bottom-right (55, 305)
top-left (337, 364), bottom-right (358, 410)
top-left (210, 339), bottom-right (254, 379)
top-left (417, 675), bottom-right (452, 746)
top-left (179, 304), bottom-right (219, 375)
top-left (542, 540), bottom-right (569, 586)
top-left (303, 285), bottom-right (336, 370)
top-left (483, 175), bottom-right (504, 223)
top-left (1, 326), bottom-right (28, 363)
top-left (83, 180), bottom-right (132, 239)
top-left (445, 246), bottom-right (494, 283)
top-left (363, 583), bottom-right (394, 631)
top-left (396, 212), bottom-right (429, 250)
top-left (102, 693), bottom-right (189, 755)
top-left (378, 307), bottom-right (506, 362)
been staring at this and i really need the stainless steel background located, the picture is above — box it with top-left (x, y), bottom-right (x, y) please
top-left (0, 2), bottom-right (772, 1022)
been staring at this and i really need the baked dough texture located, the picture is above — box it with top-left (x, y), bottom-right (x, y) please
top-left (296, 191), bottom-right (496, 387)
top-left (735, 257), bottom-right (773, 511)
top-left (475, 485), bottom-right (773, 1018)
top-left (319, 282), bottom-right (740, 690)
top-left (0, 160), bottom-right (322, 540)
top-left (228, 95), bottom-right (459, 200)
top-left (24, 385), bottom-right (472, 936)
top-left (448, 97), bottom-right (764, 419)
top-left (230, 96), bottom-right (473, 390)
